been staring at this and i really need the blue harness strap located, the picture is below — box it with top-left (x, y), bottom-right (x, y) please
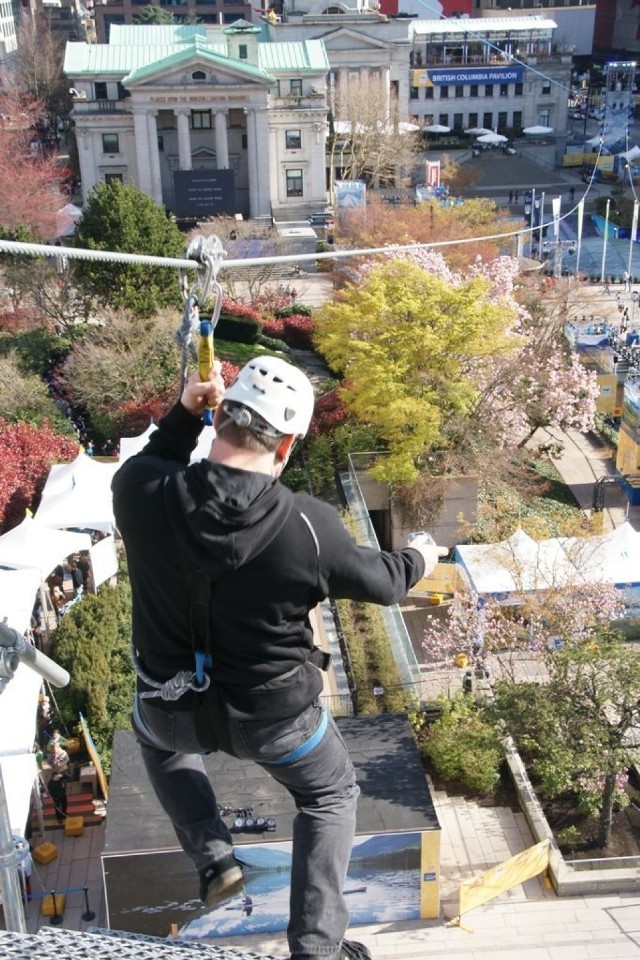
top-left (266, 707), bottom-right (328, 767)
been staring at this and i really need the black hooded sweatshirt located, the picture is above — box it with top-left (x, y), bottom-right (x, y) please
top-left (112, 401), bottom-right (425, 720)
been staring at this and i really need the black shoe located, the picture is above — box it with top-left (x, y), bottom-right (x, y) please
top-left (198, 854), bottom-right (244, 910)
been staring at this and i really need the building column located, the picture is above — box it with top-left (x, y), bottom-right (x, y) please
top-left (246, 108), bottom-right (259, 218)
top-left (215, 110), bottom-right (229, 169)
top-left (176, 109), bottom-right (192, 170)
top-left (76, 128), bottom-right (98, 201)
top-left (133, 109), bottom-right (152, 195)
top-left (147, 111), bottom-right (163, 205)
top-left (253, 107), bottom-right (270, 217)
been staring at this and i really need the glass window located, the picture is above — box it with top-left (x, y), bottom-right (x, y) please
top-left (286, 168), bottom-right (303, 197)
top-left (455, 85), bottom-right (464, 98)
top-left (497, 111), bottom-right (507, 131)
top-left (513, 110), bottom-right (522, 128)
top-left (453, 113), bottom-right (463, 130)
top-left (440, 86), bottom-right (449, 98)
top-left (468, 112), bottom-right (478, 128)
top-left (500, 84), bottom-right (509, 97)
top-left (439, 113), bottom-right (448, 126)
top-left (425, 87), bottom-right (434, 99)
top-left (104, 172), bottom-right (123, 184)
top-left (191, 110), bottom-right (211, 129)
top-left (192, 70), bottom-right (206, 81)
top-left (483, 111), bottom-right (493, 129)
top-left (95, 81), bottom-right (108, 100)
top-left (542, 80), bottom-right (551, 95)
top-left (238, 44), bottom-right (247, 59)
top-left (410, 86), bottom-right (419, 100)
top-left (290, 79), bottom-right (302, 96)
top-left (485, 84), bottom-right (493, 97)
top-left (515, 82), bottom-right (523, 96)
top-left (102, 133), bottom-right (119, 153)
top-left (470, 84), bottom-right (478, 98)
top-left (285, 129), bottom-right (301, 149)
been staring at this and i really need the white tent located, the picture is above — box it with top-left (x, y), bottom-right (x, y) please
top-left (119, 423), bottom-right (216, 465)
top-left (55, 203), bottom-right (83, 238)
top-left (36, 453), bottom-right (118, 534)
top-left (618, 145), bottom-right (640, 162)
top-left (455, 522), bottom-right (640, 599)
top-left (0, 567), bottom-right (43, 634)
top-left (0, 517), bottom-right (91, 580)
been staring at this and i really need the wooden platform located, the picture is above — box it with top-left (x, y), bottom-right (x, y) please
top-left (31, 785), bottom-right (106, 831)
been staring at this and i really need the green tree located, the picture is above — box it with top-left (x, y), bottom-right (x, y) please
top-left (494, 634), bottom-right (640, 848)
top-left (51, 575), bottom-right (136, 773)
top-left (420, 694), bottom-right (502, 795)
top-left (133, 3), bottom-right (174, 24)
top-left (75, 181), bottom-right (184, 317)
top-left (314, 259), bottom-right (515, 485)
top-left (0, 354), bottom-right (76, 435)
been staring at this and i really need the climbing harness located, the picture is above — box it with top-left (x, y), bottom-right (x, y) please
top-left (131, 644), bottom-right (210, 700)
top-left (176, 235), bottom-right (226, 413)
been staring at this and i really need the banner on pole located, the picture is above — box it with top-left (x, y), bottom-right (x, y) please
top-left (552, 196), bottom-right (562, 240)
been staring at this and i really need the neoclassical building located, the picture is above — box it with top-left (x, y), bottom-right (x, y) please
top-left (64, 22), bottom-right (331, 220)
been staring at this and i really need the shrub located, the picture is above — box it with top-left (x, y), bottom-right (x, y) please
top-left (274, 303), bottom-right (314, 318)
top-left (423, 693), bottom-right (502, 795)
top-left (261, 314), bottom-right (316, 350)
top-left (310, 387), bottom-right (349, 436)
top-left (213, 313), bottom-right (262, 344)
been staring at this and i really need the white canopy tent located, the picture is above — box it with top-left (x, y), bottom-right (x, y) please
top-left (0, 567), bottom-right (43, 634)
top-left (118, 423), bottom-right (216, 465)
top-left (37, 451), bottom-right (118, 532)
top-left (455, 523), bottom-right (640, 599)
top-left (0, 517), bottom-right (91, 580)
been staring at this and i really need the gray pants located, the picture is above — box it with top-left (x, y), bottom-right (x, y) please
top-left (132, 695), bottom-right (359, 959)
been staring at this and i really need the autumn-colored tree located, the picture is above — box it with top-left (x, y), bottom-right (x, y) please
top-left (0, 419), bottom-right (78, 532)
top-left (314, 257), bottom-right (518, 484)
top-left (336, 193), bottom-right (511, 271)
top-left (0, 78), bottom-right (65, 240)
top-left (439, 153), bottom-right (480, 196)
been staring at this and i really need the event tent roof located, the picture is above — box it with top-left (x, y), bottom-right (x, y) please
top-left (36, 454), bottom-right (118, 534)
top-left (118, 424), bottom-right (216, 465)
top-left (0, 567), bottom-right (43, 634)
top-left (0, 517), bottom-right (91, 580)
top-left (455, 522), bottom-right (640, 597)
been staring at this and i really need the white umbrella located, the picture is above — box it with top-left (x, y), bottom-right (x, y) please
top-left (424, 124), bottom-right (451, 134)
top-left (523, 125), bottom-right (554, 136)
top-left (398, 121), bottom-right (421, 133)
top-left (465, 127), bottom-right (492, 136)
top-left (477, 132), bottom-right (508, 144)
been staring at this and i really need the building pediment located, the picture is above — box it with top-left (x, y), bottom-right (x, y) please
top-left (317, 27), bottom-right (394, 51)
top-left (124, 41), bottom-right (274, 89)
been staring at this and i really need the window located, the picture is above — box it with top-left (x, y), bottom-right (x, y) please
top-left (470, 84), bottom-right (478, 98)
top-left (285, 129), bottom-right (301, 149)
top-left (191, 110), bottom-right (211, 129)
top-left (453, 112), bottom-right (463, 130)
top-left (238, 44), bottom-right (247, 59)
top-left (242, 133), bottom-right (247, 149)
top-left (515, 82), bottom-right (523, 96)
top-left (286, 168), bottom-right (303, 197)
top-left (425, 86), bottom-right (434, 99)
top-left (483, 111), bottom-right (493, 129)
top-left (497, 111), bottom-right (507, 131)
top-left (104, 172), bottom-right (123, 184)
top-left (500, 84), bottom-right (509, 97)
top-left (117, 82), bottom-right (129, 100)
top-left (95, 81), bottom-right (108, 100)
top-left (541, 80), bottom-right (551, 95)
top-left (439, 113), bottom-right (448, 126)
top-left (102, 133), bottom-right (119, 153)
top-left (158, 135), bottom-right (164, 152)
top-left (410, 86), bottom-right (419, 100)
top-left (440, 85), bottom-right (449, 99)
top-left (513, 110), bottom-right (522, 128)
top-left (539, 110), bottom-right (550, 126)
top-left (290, 79), bottom-right (302, 96)
top-left (455, 85), bottom-right (464, 98)
top-left (485, 84), bottom-right (493, 97)
top-left (468, 112), bottom-right (478, 129)
top-left (192, 70), bottom-right (206, 81)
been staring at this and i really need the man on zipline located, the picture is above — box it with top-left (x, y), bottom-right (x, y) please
top-left (112, 355), bottom-right (443, 960)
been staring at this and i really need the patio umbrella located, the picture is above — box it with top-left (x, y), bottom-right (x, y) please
top-left (398, 121), bottom-right (421, 133)
top-left (523, 125), bottom-right (554, 136)
top-left (477, 132), bottom-right (508, 144)
top-left (424, 124), bottom-right (451, 134)
top-left (465, 127), bottom-right (492, 136)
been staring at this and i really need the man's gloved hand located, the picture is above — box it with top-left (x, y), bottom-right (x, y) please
top-left (406, 533), bottom-right (448, 577)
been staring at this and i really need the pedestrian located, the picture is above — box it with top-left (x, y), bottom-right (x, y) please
top-left (514, 190), bottom-right (519, 203)
top-left (47, 770), bottom-right (70, 823)
top-left (569, 186), bottom-right (575, 202)
top-left (623, 270), bottom-right (631, 292)
top-left (112, 357), bottom-right (443, 960)
top-left (508, 189), bottom-right (513, 204)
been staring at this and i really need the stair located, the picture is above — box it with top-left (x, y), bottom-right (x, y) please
top-left (31, 785), bottom-right (105, 831)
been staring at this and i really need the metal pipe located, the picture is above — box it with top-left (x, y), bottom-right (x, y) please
top-left (0, 765), bottom-right (26, 933)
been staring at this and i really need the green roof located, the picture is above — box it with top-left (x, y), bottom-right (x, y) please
top-left (64, 25), bottom-right (329, 78)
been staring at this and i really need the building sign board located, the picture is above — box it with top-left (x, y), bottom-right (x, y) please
top-left (426, 67), bottom-right (524, 85)
top-left (174, 169), bottom-right (236, 217)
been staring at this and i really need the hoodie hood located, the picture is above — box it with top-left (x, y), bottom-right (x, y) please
top-left (166, 460), bottom-right (294, 577)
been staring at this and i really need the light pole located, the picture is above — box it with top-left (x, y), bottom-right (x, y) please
top-left (601, 197), bottom-right (611, 283)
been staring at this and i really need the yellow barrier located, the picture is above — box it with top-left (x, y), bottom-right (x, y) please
top-left (455, 839), bottom-right (550, 921)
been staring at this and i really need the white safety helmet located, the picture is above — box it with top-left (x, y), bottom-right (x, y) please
top-left (223, 356), bottom-right (315, 437)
